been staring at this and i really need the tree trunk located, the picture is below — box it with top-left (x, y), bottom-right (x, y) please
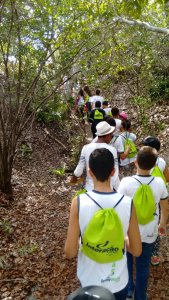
top-left (0, 151), bottom-right (13, 195)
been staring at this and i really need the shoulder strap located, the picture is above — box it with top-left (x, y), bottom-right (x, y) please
top-left (85, 193), bottom-right (103, 209)
top-left (112, 136), bottom-right (118, 143)
top-left (85, 193), bottom-right (124, 209)
top-left (156, 157), bottom-right (159, 166)
top-left (132, 176), bottom-right (155, 186)
top-left (121, 134), bottom-right (126, 140)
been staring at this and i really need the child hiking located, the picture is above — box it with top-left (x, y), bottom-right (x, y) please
top-left (120, 120), bottom-right (137, 177)
top-left (65, 148), bottom-right (141, 300)
top-left (142, 136), bottom-right (169, 266)
top-left (118, 146), bottom-right (168, 300)
top-left (88, 100), bottom-right (106, 138)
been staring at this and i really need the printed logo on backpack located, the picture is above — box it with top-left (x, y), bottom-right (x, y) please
top-left (80, 193), bottom-right (125, 263)
top-left (133, 177), bottom-right (156, 225)
top-left (122, 133), bottom-right (137, 158)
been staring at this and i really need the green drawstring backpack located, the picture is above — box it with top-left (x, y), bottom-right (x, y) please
top-left (94, 109), bottom-right (104, 120)
top-left (79, 193), bottom-right (125, 264)
top-left (122, 133), bottom-right (137, 159)
top-left (133, 177), bottom-right (156, 225)
top-left (151, 158), bottom-right (167, 186)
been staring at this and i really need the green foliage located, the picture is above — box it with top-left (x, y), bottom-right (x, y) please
top-left (150, 77), bottom-right (169, 101)
top-left (50, 166), bottom-right (66, 177)
top-left (36, 100), bottom-right (68, 124)
top-left (18, 243), bottom-right (38, 256)
top-left (20, 143), bottom-right (32, 159)
top-left (0, 220), bottom-right (13, 235)
top-left (130, 96), bottom-right (151, 134)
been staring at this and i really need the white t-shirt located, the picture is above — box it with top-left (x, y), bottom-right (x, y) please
top-left (92, 135), bottom-right (124, 155)
top-left (151, 157), bottom-right (166, 173)
top-left (110, 135), bottom-right (124, 154)
top-left (118, 175), bottom-right (168, 243)
top-left (77, 190), bottom-right (132, 293)
top-left (103, 107), bottom-right (112, 116)
top-left (78, 96), bottom-right (84, 106)
top-left (114, 119), bottom-right (122, 136)
top-left (90, 95), bottom-right (104, 107)
top-left (120, 132), bottom-right (137, 166)
top-left (74, 143), bottom-right (120, 191)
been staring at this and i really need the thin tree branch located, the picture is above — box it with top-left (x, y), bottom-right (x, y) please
top-left (111, 17), bottom-right (169, 35)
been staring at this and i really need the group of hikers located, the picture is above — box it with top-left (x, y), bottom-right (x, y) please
top-left (64, 87), bottom-right (169, 300)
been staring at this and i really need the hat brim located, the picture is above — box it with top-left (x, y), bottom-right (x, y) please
top-left (95, 126), bottom-right (115, 136)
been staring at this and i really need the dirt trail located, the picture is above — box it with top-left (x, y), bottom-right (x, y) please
top-left (0, 89), bottom-right (169, 299)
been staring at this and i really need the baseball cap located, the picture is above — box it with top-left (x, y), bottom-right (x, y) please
top-left (119, 111), bottom-right (128, 120)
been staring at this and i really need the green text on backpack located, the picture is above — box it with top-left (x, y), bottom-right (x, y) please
top-left (122, 134), bottom-right (137, 159)
top-left (151, 159), bottom-right (167, 186)
top-left (133, 177), bottom-right (156, 225)
top-left (80, 193), bottom-right (125, 263)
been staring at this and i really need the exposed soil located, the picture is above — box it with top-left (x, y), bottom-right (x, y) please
top-left (0, 89), bottom-right (169, 299)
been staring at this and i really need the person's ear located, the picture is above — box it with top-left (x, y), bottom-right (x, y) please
top-left (134, 160), bottom-right (138, 167)
top-left (88, 168), bottom-right (94, 178)
top-left (110, 168), bottom-right (115, 177)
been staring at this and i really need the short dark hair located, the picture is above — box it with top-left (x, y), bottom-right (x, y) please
top-left (111, 107), bottom-right (119, 116)
top-left (95, 100), bottom-right (101, 108)
top-left (121, 120), bottom-right (131, 131)
top-left (137, 146), bottom-right (157, 170)
top-left (106, 117), bottom-right (116, 127)
top-left (89, 148), bottom-right (114, 182)
top-left (96, 89), bottom-right (100, 95)
top-left (102, 100), bottom-right (108, 106)
top-left (142, 136), bottom-right (161, 151)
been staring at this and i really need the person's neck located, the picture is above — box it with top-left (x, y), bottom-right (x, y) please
top-left (136, 167), bottom-right (150, 176)
top-left (93, 180), bottom-right (113, 193)
top-left (97, 137), bottom-right (107, 143)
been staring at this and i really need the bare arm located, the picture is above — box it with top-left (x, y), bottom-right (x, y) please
top-left (120, 145), bottom-right (130, 160)
top-left (126, 205), bottom-right (142, 256)
top-left (64, 197), bottom-right (80, 259)
top-left (163, 166), bottom-right (169, 182)
top-left (159, 199), bottom-right (168, 235)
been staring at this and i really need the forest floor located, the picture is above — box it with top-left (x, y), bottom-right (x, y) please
top-left (0, 86), bottom-right (169, 299)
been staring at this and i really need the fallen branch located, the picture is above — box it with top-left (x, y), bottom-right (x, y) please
top-left (44, 128), bottom-right (67, 150)
top-left (0, 278), bottom-right (25, 282)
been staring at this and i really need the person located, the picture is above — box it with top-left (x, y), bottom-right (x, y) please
top-left (75, 88), bottom-right (85, 119)
top-left (118, 146), bottom-right (168, 300)
top-left (102, 100), bottom-right (112, 116)
top-left (69, 121), bottom-right (120, 191)
top-left (111, 107), bottom-right (122, 136)
top-left (119, 111), bottom-right (128, 122)
top-left (120, 120), bottom-right (137, 177)
top-left (67, 286), bottom-right (116, 300)
top-left (84, 85), bottom-right (93, 114)
top-left (65, 148), bottom-right (142, 300)
top-left (142, 136), bottom-right (169, 183)
top-left (88, 101), bottom-right (106, 138)
top-left (90, 89), bottom-right (104, 109)
top-left (142, 136), bottom-right (169, 266)
top-left (92, 117), bottom-right (131, 162)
